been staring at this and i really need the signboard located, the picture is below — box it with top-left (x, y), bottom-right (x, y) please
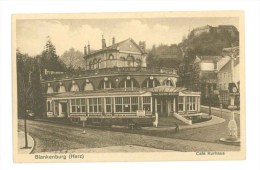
top-left (228, 83), bottom-right (239, 94)
top-left (153, 92), bottom-right (177, 96)
top-left (79, 116), bottom-right (88, 121)
top-left (136, 110), bottom-right (145, 117)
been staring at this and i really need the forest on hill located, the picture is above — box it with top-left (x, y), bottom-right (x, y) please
top-left (147, 26), bottom-right (239, 69)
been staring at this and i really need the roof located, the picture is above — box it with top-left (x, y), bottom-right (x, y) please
top-left (48, 88), bottom-right (150, 99)
top-left (149, 86), bottom-right (200, 96)
top-left (86, 38), bottom-right (145, 56)
top-left (199, 56), bottom-right (222, 62)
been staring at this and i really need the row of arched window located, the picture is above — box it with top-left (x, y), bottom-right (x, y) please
top-left (88, 55), bottom-right (142, 70)
top-left (47, 77), bottom-right (176, 93)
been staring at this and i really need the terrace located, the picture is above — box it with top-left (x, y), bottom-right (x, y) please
top-left (41, 67), bottom-right (178, 81)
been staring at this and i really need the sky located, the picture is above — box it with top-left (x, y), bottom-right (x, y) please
top-left (16, 17), bottom-right (239, 56)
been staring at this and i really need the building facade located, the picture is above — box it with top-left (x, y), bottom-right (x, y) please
top-left (40, 37), bottom-right (201, 125)
top-left (84, 36), bottom-right (147, 70)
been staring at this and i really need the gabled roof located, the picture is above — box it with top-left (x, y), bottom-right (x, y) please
top-left (87, 38), bottom-right (145, 56)
top-left (199, 56), bottom-right (222, 62)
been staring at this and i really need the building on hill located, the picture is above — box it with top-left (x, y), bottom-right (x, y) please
top-left (189, 25), bottom-right (238, 37)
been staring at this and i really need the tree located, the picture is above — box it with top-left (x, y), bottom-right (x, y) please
top-left (39, 37), bottom-right (67, 76)
top-left (60, 48), bottom-right (85, 71)
top-left (16, 50), bottom-right (44, 118)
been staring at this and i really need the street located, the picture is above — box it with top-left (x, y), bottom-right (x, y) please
top-left (18, 110), bottom-right (240, 153)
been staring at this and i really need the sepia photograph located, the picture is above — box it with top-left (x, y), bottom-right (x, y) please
top-left (12, 11), bottom-right (245, 162)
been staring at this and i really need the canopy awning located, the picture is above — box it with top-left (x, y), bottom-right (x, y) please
top-left (149, 86), bottom-right (200, 96)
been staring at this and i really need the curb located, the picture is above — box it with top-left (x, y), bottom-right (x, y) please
top-left (201, 106), bottom-right (240, 115)
top-left (19, 131), bottom-right (35, 154)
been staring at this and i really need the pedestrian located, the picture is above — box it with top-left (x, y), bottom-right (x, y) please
top-left (175, 122), bottom-right (179, 133)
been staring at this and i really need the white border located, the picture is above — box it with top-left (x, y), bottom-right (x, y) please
top-left (1, 0), bottom-right (260, 170)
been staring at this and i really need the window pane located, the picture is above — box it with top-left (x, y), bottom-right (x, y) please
top-left (77, 106), bottom-right (81, 112)
top-left (106, 98), bottom-right (111, 104)
top-left (143, 104), bottom-right (151, 111)
top-left (178, 97), bottom-right (183, 103)
top-left (72, 106), bottom-right (76, 112)
top-left (116, 105), bottom-right (122, 112)
top-left (94, 106), bottom-right (97, 112)
top-left (131, 105), bottom-right (138, 112)
top-left (106, 105), bottom-right (111, 112)
top-left (81, 99), bottom-right (85, 105)
top-left (124, 104), bottom-right (130, 112)
top-left (71, 99), bottom-right (75, 105)
top-left (76, 99), bottom-right (80, 105)
top-left (178, 104), bottom-right (183, 111)
top-left (115, 97), bottom-right (122, 104)
top-left (93, 98), bottom-right (97, 104)
top-left (131, 97), bottom-right (138, 104)
top-left (89, 106), bottom-right (93, 113)
top-left (123, 97), bottom-right (130, 104)
top-left (82, 106), bottom-right (86, 113)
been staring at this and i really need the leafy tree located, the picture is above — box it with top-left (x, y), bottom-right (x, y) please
top-left (17, 50), bottom-right (44, 118)
top-left (60, 48), bottom-right (85, 71)
top-left (147, 44), bottom-right (182, 69)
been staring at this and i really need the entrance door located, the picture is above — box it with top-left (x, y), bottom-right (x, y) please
top-left (168, 98), bottom-right (175, 117)
top-left (59, 102), bottom-right (67, 117)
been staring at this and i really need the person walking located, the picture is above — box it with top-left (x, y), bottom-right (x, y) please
top-left (175, 122), bottom-right (179, 133)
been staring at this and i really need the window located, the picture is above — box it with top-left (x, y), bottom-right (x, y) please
top-left (105, 98), bottom-right (112, 113)
top-left (109, 54), bottom-right (114, 60)
top-left (123, 97), bottom-right (130, 112)
top-left (164, 80), bottom-right (173, 86)
top-left (99, 80), bottom-right (113, 89)
top-left (58, 85), bottom-right (66, 93)
top-left (178, 96), bottom-right (184, 111)
top-left (115, 97), bottom-right (123, 112)
top-left (115, 97), bottom-right (139, 113)
top-left (89, 98), bottom-right (102, 113)
top-left (131, 97), bottom-right (139, 112)
top-left (143, 96), bottom-right (151, 111)
top-left (70, 84), bottom-right (79, 92)
top-left (186, 96), bottom-right (196, 111)
top-left (71, 98), bottom-right (86, 113)
top-left (143, 78), bottom-right (160, 88)
top-left (47, 101), bottom-right (52, 112)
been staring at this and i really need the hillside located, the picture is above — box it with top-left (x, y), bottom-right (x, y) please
top-left (179, 27), bottom-right (239, 57)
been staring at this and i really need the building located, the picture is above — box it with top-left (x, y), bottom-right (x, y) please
top-left (179, 55), bottom-right (222, 101)
top-left (189, 25), bottom-right (238, 37)
top-left (40, 37), bottom-right (201, 125)
top-left (217, 46), bottom-right (240, 106)
top-left (84, 36), bottom-right (147, 70)
top-left (179, 46), bottom-right (239, 107)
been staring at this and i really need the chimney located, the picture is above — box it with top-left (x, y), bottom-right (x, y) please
top-left (139, 41), bottom-right (146, 52)
top-left (84, 45), bottom-right (87, 56)
top-left (102, 35), bottom-right (106, 49)
top-left (87, 41), bottom-right (90, 54)
top-left (112, 36), bottom-right (115, 45)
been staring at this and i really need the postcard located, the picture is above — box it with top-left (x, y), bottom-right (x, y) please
top-left (12, 11), bottom-right (245, 162)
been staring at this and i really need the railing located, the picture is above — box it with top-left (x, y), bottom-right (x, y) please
top-left (41, 67), bottom-right (178, 81)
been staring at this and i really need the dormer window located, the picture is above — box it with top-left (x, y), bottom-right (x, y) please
top-left (109, 54), bottom-right (114, 60)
